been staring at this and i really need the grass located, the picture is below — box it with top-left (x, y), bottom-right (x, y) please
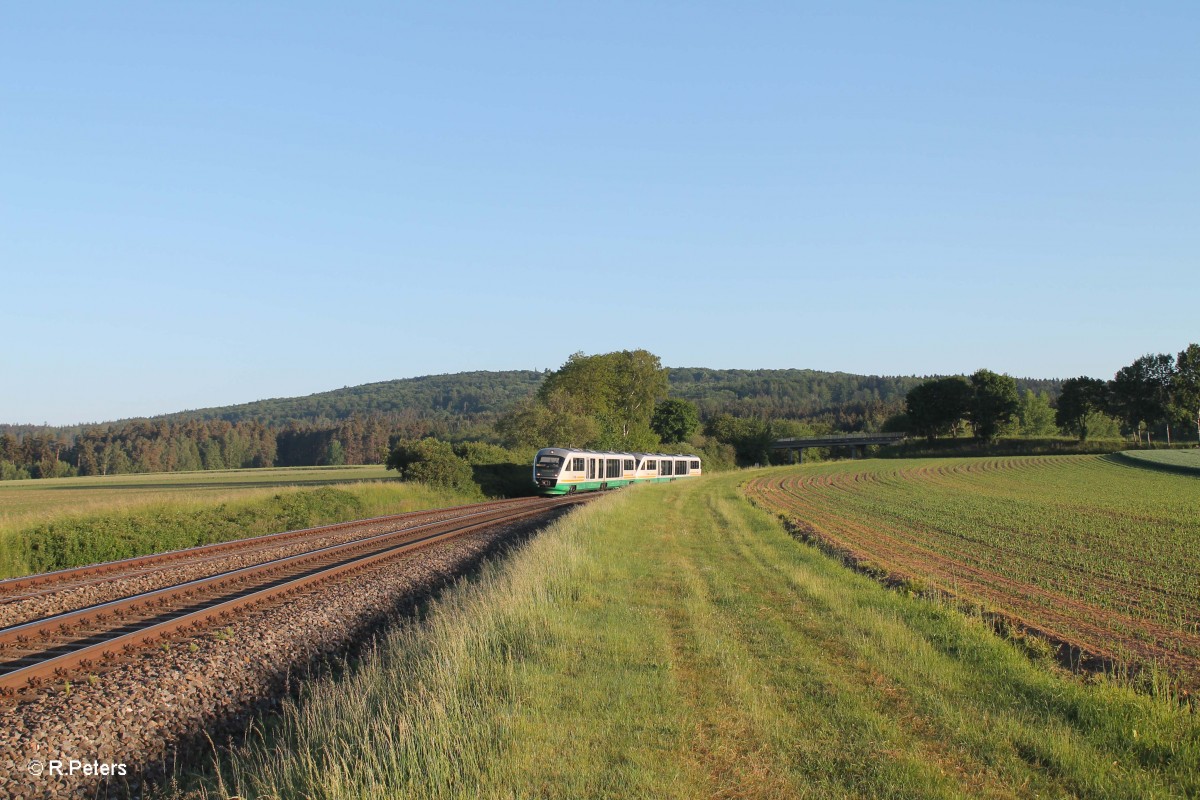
top-left (1116, 449), bottom-right (1200, 476)
top-left (172, 473), bottom-right (1199, 799)
top-left (0, 466), bottom-right (480, 579)
top-left (746, 456), bottom-right (1200, 687)
top-left (0, 465), bottom-right (394, 522)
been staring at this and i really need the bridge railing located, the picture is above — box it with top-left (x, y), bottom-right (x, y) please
top-left (769, 433), bottom-right (907, 449)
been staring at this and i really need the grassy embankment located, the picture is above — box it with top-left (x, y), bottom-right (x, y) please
top-left (0, 466), bottom-right (481, 579)
top-left (180, 472), bottom-right (1199, 800)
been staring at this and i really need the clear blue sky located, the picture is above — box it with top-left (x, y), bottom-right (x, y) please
top-left (3, 2), bottom-right (1197, 425)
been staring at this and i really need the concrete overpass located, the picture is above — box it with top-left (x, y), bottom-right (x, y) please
top-left (770, 432), bottom-right (907, 462)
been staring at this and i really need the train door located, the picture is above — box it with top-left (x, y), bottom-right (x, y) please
top-left (587, 458), bottom-right (596, 481)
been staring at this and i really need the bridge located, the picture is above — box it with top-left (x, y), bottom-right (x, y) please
top-left (769, 432), bottom-right (907, 463)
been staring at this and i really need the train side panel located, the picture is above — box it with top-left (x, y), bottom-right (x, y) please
top-left (533, 448), bottom-right (701, 495)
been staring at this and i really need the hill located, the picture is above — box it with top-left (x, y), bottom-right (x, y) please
top-left (156, 370), bottom-right (548, 426)
top-left (156, 368), bottom-right (1059, 426)
top-left (0, 367), bottom-right (1064, 479)
top-left (2, 368), bottom-right (1061, 433)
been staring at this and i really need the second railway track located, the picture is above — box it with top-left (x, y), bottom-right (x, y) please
top-left (0, 495), bottom-right (550, 628)
top-left (0, 494), bottom-right (588, 698)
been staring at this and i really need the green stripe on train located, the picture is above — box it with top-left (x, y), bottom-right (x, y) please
top-left (539, 477), bottom-right (687, 495)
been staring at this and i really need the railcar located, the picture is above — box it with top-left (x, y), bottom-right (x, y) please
top-left (533, 447), bottom-right (702, 495)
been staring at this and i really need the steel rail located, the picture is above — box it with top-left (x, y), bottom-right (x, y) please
top-left (0, 495), bottom-right (586, 694)
top-left (0, 496), bottom-right (543, 601)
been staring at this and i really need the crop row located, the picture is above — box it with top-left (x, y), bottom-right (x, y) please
top-left (745, 456), bottom-right (1200, 682)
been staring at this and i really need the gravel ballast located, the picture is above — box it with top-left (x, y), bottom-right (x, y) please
top-left (0, 508), bottom-right (571, 799)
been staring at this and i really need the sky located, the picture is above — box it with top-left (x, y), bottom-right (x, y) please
top-left (2, 1), bottom-right (1197, 425)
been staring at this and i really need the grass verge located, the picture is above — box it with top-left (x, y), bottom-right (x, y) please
top-left (173, 474), bottom-right (1199, 799)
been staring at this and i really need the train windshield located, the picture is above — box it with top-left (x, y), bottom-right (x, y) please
top-left (535, 454), bottom-right (564, 475)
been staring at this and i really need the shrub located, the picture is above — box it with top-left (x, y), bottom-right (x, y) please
top-left (386, 438), bottom-right (477, 492)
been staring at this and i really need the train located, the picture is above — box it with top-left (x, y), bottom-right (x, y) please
top-left (532, 447), bottom-right (702, 495)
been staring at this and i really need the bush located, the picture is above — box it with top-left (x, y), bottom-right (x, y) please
top-left (386, 438), bottom-right (477, 493)
top-left (453, 441), bottom-right (536, 497)
top-left (688, 434), bottom-right (738, 472)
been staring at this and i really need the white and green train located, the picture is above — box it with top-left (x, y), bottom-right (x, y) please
top-left (533, 447), bottom-right (702, 495)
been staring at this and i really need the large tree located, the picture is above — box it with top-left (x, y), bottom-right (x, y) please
top-left (1110, 353), bottom-right (1174, 440)
top-left (1175, 344), bottom-right (1200, 441)
top-left (651, 398), bottom-right (700, 444)
top-left (905, 377), bottom-right (972, 441)
top-left (500, 349), bottom-right (669, 451)
top-left (1055, 377), bottom-right (1109, 440)
top-left (968, 369), bottom-right (1019, 441)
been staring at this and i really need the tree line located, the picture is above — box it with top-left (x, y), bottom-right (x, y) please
top-left (899, 343), bottom-right (1199, 444)
top-left (1, 417), bottom-right (402, 481)
top-left (5, 346), bottom-right (1194, 483)
top-left (1056, 344), bottom-right (1200, 443)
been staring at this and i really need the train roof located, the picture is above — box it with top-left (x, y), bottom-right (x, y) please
top-left (536, 447), bottom-right (700, 459)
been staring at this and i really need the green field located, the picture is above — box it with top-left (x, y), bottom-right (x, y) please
top-left (747, 456), bottom-right (1200, 685)
top-left (176, 472), bottom-right (1199, 800)
top-left (1117, 449), bottom-right (1200, 475)
top-left (0, 466), bottom-right (475, 579)
top-left (0, 465), bottom-right (393, 522)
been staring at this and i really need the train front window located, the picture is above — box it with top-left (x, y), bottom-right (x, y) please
top-left (535, 455), bottom-right (564, 476)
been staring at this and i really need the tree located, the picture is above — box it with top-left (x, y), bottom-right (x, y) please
top-left (385, 438), bottom-right (475, 492)
top-left (968, 369), bottom-right (1019, 441)
top-left (1055, 377), bottom-right (1109, 440)
top-left (651, 398), bottom-right (700, 443)
top-left (1015, 390), bottom-right (1057, 436)
top-left (905, 377), bottom-right (972, 441)
top-left (704, 414), bottom-right (774, 465)
top-left (1175, 344), bottom-right (1200, 442)
top-left (1110, 353), bottom-right (1175, 441)
top-left (496, 394), bottom-right (600, 450)
top-left (499, 349), bottom-right (669, 450)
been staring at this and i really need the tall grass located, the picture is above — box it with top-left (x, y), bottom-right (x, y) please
top-left (174, 475), bottom-right (1200, 799)
top-left (0, 481), bottom-right (480, 579)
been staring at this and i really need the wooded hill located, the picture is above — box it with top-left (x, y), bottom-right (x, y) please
top-left (157, 371), bottom-right (548, 426)
top-left (3, 368), bottom-right (1063, 436)
top-left (0, 367), bottom-right (1062, 479)
top-left (47, 368), bottom-right (1058, 430)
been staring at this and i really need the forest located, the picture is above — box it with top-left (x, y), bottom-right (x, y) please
top-left (1, 347), bottom-right (1193, 481)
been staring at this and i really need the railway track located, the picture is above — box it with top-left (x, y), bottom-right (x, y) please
top-left (0, 495), bottom-right (543, 605)
top-left (0, 495), bottom-right (586, 697)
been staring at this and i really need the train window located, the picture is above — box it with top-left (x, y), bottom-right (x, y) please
top-left (690, 460), bottom-right (700, 470)
top-left (535, 455), bottom-right (563, 475)
top-left (644, 460), bottom-right (656, 471)
top-left (661, 460), bottom-right (673, 476)
top-left (676, 461), bottom-right (688, 475)
top-left (572, 458), bottom-right (585, 471)
top-left (623, 459), bottom-right (635, 471)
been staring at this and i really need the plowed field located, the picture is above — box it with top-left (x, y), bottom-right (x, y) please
top-left (746, 455), bottom-right (1200, 684)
